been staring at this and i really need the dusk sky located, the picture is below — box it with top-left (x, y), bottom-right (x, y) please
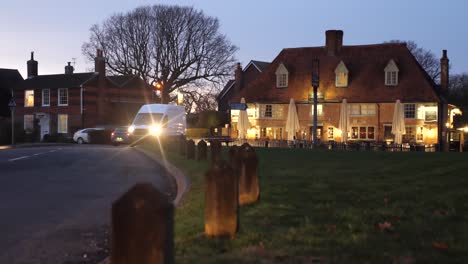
top-left (1, 0), bottom-right (467, 78)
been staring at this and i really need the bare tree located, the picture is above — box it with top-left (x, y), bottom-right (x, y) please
top-left (386, 40), bottom-right (441, 83)
top-left (82, 5), bottom-right (237, 104)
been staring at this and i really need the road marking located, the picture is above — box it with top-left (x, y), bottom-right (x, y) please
top-left (8, 156), bottom-right (30, 162)
top-left (7, 148), bottom-right (62, 162)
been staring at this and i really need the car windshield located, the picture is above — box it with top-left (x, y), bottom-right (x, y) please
top-left (133, 113), bottom-right (163, 125)
top-left (114, 127), bottom-right (128, 133)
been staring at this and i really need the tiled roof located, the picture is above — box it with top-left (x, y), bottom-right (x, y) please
top-left (235, 43), bottom-right (441, 104)
top-left (16, 72), bottom-right (97, 90)
top-left (249, 60), bottom-right (270, 72)
top-left (108, 75), bottom-right (135, 86)
top-left (0, 69), bottom-right (23, 89)
top-left (217, 79), bottom-right (235, 100)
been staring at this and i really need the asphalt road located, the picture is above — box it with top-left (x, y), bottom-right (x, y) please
top-left (0, 144), bottom-right (176, 264)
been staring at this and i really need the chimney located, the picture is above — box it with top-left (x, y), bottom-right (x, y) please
top-left (234, 62), bottom-right (243, 93)
top-left (325, 30), bottom-right (343, 56)
top-left (440, 49), bottom-right (449, 95)
top-left (65, 62), bottom-right (74, 74)
top-left (27, 51), bottom-right (38, 78)
top-left (94, 49), bottom-right (106, 77)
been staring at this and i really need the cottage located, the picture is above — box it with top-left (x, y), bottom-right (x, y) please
top-left (224, 30), bottom-right (458, 148)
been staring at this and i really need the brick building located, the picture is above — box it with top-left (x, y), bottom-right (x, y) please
top-left (226, 30), bottom-right (457, 146)
top-left (14, 50), bottom-right (152, 140)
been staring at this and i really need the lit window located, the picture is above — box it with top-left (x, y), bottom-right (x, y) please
top-left (417, 127), bottom-right (424, 141)
top-left (350, 104), bottom-right (360, 115)
top-left (384, 59), bottom-right (399, 86)
top-left (58, 88), bottom-right (68, 106)
top-left (310, 104), bottom-right (323, 116)
top-left (328, 127), bottom-right (334, 140)
top-left (24, 114), bottom-right (34, 131)
top-left (335, 61), bottom-right (349, 87)
top-left (42, 89), bottom-right (50, 106)
top-left (58, 114), bottom-right (68, 133)
top-left (275, 63), bottom-right (289, 88)
top-left (360, 104), bottom-right (376, 115)
top-left (25, 90), bottom-right (34, 107)
top-left (351, 127), bottom-right (359, 139)
top-left (368, 127), bottom-right (375, 139)
top-left (403, 126), bottom-right (415, 142)
top-left (404, 104), bottom-right (416, 119)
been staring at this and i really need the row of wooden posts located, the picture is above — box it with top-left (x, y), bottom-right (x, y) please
top-left (110, 138), bottom-right (259, 264)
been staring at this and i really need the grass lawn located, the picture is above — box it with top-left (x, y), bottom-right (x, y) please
top-left (144, 145), bottom-right (468, 263)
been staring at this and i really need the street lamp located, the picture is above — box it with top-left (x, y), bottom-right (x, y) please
top-left (8, 94), bottom-right (16, 145)
top-left (311, 59), bottom-right (320, 147)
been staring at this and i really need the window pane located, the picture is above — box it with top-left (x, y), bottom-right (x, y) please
top-left (310, 104), bottom-right (323, 116)
top-left (58, 114), bottom-right (68, 133)
top-left (351, 127), bottom-right (358, 139)
top-left (25, 90), bottom-right (34, 107)
top-left (42, 89), bottom-right (50, 106)
top-left (59, 88), bottom-right (68, 106)
top-left (359, 127), bottom-right (366, 139)
top-left (404, 104), bottom-right (416, 119)
top-left (384, 126), bottom-right (392, 140)
top-left (367, 127), bottom-right (375, 139)
top-left (327, 127), bottom-right (334, 140)
top-left (350, 104), bottom-right (360, 115)
top-left (24, 115), bottom-right (34, 131)
top-left (265, 105), bottom-right (272, 117)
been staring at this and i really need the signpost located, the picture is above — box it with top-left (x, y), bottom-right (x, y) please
top-left (230, 103), bottom-right (248, 111)
top-left (8, 98), bottom-right (16, 145)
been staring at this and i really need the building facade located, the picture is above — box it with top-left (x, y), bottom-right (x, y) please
top-left (226, 30), bottom-right (456, 146)
top-left (14, 50), bottom-right (152, 140)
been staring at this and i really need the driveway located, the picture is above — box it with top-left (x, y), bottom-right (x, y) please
top-left (0, 144), bottom-right (176, 264)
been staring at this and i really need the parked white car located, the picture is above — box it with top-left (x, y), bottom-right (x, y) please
top-left (73, 128), bottom-right (103, 144)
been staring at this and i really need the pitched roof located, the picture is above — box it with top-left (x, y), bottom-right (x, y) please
top-left (16, 72), bottom-right (97, 90)
top-left (235, 43), bottom-right (441, 103)
top-left (108, 75), bottom-right (135, 86)
top-left (0, 69), bottom-right (23, 89)
top-left (217, 79), bottom-right (235, 100)
top-left (248, 60), bottom-right (270, 72)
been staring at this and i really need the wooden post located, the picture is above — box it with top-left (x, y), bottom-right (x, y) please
top-left (186, 139), bottom-right (195, 159)
top-left (210, 140), bottom-right (222, 162)
top-left (238, 143), bottom-right (260, 205)
top-left (111, 183), bottom-right (174, 264)
top-left (205, 160), bottom-right (238, 238)
top-left (197, 140), bottom-right (208, 161)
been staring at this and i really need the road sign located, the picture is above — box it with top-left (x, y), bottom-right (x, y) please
top-left (230, 103), bottom-right (247, 110)
top-left (8, 98), bottom-right (16, 108)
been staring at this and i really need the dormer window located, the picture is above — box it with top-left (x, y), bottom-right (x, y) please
top-left (275, 63), bottom-right (289, 88)
top-left (335, 61), bottom-right (349, 87)
top-left (384, 59), bottom-right (399, 86)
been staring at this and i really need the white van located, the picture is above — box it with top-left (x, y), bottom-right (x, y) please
top-left (128, 104), bottom-right (186, 139)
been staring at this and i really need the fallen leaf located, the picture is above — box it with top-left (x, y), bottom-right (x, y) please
top-left (377, 221), bottom-right (392, 230)
top-left (432, 242), bottom-right (449, 250)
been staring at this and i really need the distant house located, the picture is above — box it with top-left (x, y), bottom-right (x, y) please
top-left (222, 30), bottom-right (458, 148)
top-left (217, 60), bottom-right (270, 113)
top-left (14, 50), bottom-right (152, 140)
top-left (0, 69), bottom-right (23, 118)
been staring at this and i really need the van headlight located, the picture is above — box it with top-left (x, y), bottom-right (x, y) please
top-left (149, 124), bottom-right (162, 136)
top-left (128, 125), bottom-right (135, 134)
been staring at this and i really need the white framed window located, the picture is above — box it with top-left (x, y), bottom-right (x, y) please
top-left (275, 63), bottom-right (289, 88)
top-left (310, 104), bottom-right (323, 116)
top-left (58, 88), bottom-right (68, 106)
top-left (58, 114), bottom-right (68, 133)
top-left (24, 114), bottom-right (34, 131)
top-left (384, 59), bottom-right (399, 86)
top-left (25, 90), bottom-right (34, 107)
top-left (403, 126), bottom-right (416, 142)
top-left (404, 104), bottom-right (416, 119)
top-left (264, 105), bottom-right (272, 118)
top-left (335, 61), bottom-right (349, 87)
top-left (349, 104), bottom-right (376, 116)
top-left (42, 89), bottom-right (50, 106)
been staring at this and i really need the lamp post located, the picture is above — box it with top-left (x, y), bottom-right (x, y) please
top-left (311, 59), bottom-right (320, 147)
top-left (8, 95), bottom-right (16, 145)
